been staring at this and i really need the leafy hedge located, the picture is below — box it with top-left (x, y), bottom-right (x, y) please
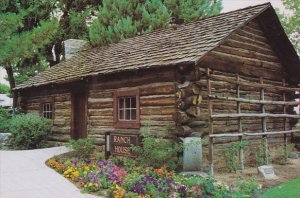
top-left (10, 114), bottom-right (52, 149)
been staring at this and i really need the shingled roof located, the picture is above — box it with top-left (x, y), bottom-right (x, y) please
top-left (16, 3), bottom-right (291, 90)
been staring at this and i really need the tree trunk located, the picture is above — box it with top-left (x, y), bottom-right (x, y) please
top-left (5, 65), bottom-right (16, 108)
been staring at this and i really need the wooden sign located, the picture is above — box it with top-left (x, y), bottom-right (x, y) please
top-left (110, 133), bottom-right (139, 157)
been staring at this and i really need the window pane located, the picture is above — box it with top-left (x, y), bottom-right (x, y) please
top-left (131, 109), bottom-right (136, 120)
top-left (49, 112), bottom-right (52, 119)
top-left (125, 98), bottom-right (131, 108)
top-left (119, 109), bottom-right (124, 120)
top-left (131, 98), bottom-right (136, 108)
top-left (125, 109), bottom-right (131, 120)
top-left (119, 98), bottom-right (124, 109)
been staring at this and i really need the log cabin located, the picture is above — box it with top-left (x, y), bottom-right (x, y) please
top-left (15, 3), bottom-right (300, 173)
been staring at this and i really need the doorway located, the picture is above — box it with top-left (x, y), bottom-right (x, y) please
top-left (71, 91), bottom-right (87, 140)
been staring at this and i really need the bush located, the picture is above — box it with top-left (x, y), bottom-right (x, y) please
top-left (66, 138), bottom-right (96, 159)
top-left (10, 114), bottom-right (51, 149)
top-left (0, 107), bottom-right (12, 133)
top-left (271, 144), bottom-right (294, 165)
top-left (223, 141), bottom-right (248, 172)
top-left (235, 176), bottom-right (261, 197)
top-left (131, 133), bottom-right (183, 171)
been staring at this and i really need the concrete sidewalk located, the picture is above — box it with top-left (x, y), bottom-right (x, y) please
top-left (0, 147), bottom-right (101, 198)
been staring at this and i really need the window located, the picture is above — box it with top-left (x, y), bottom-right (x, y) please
top-left (114, 90), bottom-right (140, 128)
top-left (42, 103), bottom-right (53, 119)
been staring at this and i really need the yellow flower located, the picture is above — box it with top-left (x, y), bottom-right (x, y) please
top-left (88, 182), bottom-right (93, 187)
top-left (94, 183), bottom-right (98, 187)
top-left (84, 171), bottom-right (87, 175)
top-left (84, 185), bottom-right (87, 188)
top-left (84, 166), bottom-right (90, 171)
top-left (72, 171), bottom-right (79, 177)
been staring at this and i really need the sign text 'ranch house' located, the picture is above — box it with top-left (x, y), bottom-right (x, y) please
top-left (110, 134), bottom-right (139, 157)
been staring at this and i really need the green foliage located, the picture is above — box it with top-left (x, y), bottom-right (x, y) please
top-left (89, 0), bottom-right (222, 47)
top-left (271, 144), bottom-right (294, 165)
top-left (10, 114), bottom-right (52, 149)
top-left (253, 138), bottom-right (268, 166)
top-left (223, 140), bottom-right (248, 173)
top-left (89, 0), bottom-right (171, 46)
top-left (277, 0), bottom-right (300, 54)
top-left (0, 83), bottom-right (9, 94)
top-left (66, 138), bottom-right (96, 159)
top-left (0, 0), bottom-right (59, 89)
top-left (236, 176), bottom-right (261, 198)
top-left (164, 0), bottom-right (222, 23)
top-left (131, 132), bottom-right (183, 171)
top-left (0, 107), bottom-right (12, 133)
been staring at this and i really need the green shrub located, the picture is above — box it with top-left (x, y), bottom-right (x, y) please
top-left (10, 114), bottom-right (52, 149)
top-left (0, 107), bottom-right (12, 133)
top-left (131, 133), bottom-right (183, 171)
top-left (223, 141), bottom-right (248, 172)
top-left (66, 138), bottom-right (96, 159)
top-left (253, 138), bottom-right (268, 166)
top-left (235, 176), bottom-right (261, 197)
top-left (271, 144), bottom-right (294, 165)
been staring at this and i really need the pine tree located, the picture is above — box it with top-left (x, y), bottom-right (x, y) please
top-left (164, 0), bottom-right (222, 24)
top-left (89, 0), bottom-right (171, 46)
top-left (0, 1), bottom-right (59, 107)
top-left (89, 0), bottom-right (222, 47)
top-left (50, 0), bottom-right (101, 66)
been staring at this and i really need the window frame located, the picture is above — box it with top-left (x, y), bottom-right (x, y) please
top-left (113, 90), bottom-right (140, 129)
top-left (40, 98), bottom-right (55, 121)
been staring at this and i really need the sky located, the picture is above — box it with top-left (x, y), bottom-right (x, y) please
top-left (0, 0), bottom-right (288, 86)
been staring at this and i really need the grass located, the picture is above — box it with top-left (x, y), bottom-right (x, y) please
top-left (262, 178), bottom-right (300, 198)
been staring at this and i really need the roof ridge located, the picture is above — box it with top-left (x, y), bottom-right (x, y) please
top-left (191, 2), bottom-right (272, 65)
top-left (92, 2), bottom-right (272, 49)
top-left (15, 2), bottom-right (274, 90)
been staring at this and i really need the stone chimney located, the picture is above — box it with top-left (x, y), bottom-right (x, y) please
top-left (64, 39), bottom-right (90, 60)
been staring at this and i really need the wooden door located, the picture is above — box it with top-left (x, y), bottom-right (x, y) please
top-left (71, 91), bottom-right (87, 140)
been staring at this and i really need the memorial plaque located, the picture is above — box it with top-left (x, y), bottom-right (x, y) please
top-left (110, 133), bottom-right (139, 157)
top-left (264, 168), bottom-right (274, 175)
top-left (257, 165), bottom-right (277, 179)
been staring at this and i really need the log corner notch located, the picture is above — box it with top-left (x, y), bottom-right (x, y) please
top-left (173, 66), bottom-right (207, 137)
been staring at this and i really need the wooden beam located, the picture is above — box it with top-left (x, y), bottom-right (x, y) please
top-left (211, 113), bottom-right (300, 119)
top-left (208, 94), bottom-right (299, 106)
top-left (283, 79), bottom-right (288, 161)
top-left (208, 74), bottom-right (300, 92)
top-left (237, 75), bottom-right (244, 170)
top-left (209, 129), bottom-right (300, 138)
top-left (260, 77), bottom-right (268, 165)
top-left (207, 68), bottom-right (214, 176)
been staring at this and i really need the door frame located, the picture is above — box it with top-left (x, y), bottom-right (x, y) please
top-left (71, 89), bottom-right (88, 139)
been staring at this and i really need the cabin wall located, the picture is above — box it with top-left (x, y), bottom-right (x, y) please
top-left (24, 89), bottom-right (72, 144)
top-left (177, 21), bottom-right (297, 168)
top-left (86, 68), bottom-right (176, 151)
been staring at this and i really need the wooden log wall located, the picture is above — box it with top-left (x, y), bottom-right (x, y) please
top-left (174, 21), bottom-right (297, 170)
top-left (25, 91), bottom-right (72, 143)
top-left (87, 68), bottom-right (176, 146)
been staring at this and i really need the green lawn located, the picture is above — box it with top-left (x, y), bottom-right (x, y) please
top-left (262, 178), bottom-right (300, 198)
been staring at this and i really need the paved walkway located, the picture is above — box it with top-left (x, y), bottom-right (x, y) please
top-left (0, 147), bottom-right (101, 198)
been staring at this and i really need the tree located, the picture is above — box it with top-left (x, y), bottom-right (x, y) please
top-left (164, 0), bottom-right (222, 24)
top-left (49, 0), bottom-right (101, 66)
top-left (277, 0), bottom-right (300, 54)
top-left (89, 0), bottom-right (222, 47)
top-left (0, 1), bottom-right (59, 107)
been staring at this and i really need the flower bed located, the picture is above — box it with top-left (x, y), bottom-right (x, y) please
top-left (46, 155), bottom-right (261, 198)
